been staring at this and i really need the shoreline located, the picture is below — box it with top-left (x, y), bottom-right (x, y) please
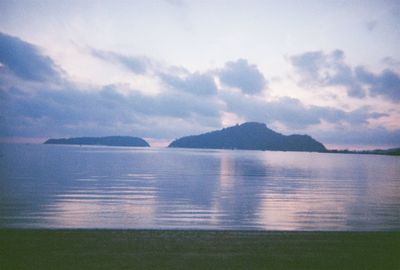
top-left (1, 229), bottom-right (399, 269)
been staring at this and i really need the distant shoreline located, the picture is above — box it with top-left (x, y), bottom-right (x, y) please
top-left (326, 148), bottom-right (400, 156)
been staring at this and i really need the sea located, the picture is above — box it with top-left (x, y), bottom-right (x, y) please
top-left (0, 144), bottom-right (399, 230)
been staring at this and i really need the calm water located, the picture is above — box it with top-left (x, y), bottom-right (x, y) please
top-left (0, 144), bottom-right (399, 230)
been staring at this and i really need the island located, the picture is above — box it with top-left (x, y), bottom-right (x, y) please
top-left (168, 122), bottom-right (326, 152)
top-left (44, 136), bottom-right (150, 147)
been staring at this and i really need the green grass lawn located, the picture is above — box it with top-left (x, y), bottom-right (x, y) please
top-left (1, 230), bottom-right (399, 269)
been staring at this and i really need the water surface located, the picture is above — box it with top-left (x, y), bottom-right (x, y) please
top-left (0, 144), bottom-right (399, 230)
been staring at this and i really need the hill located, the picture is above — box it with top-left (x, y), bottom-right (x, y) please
top-left (168, 122), bottom-right (326, 152)
top-left (44, 136), bottom-right (150, 147)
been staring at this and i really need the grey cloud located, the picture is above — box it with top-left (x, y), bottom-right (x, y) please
top-left (1, 33), bottom-right (397, 148)
top-left (220, 92), bottom-right (311, 129)
top-left (0, 82), bottom-right (221, 139)
top-left (290, 49), bottom-right (360, 95)
top-left (160, 71), bottom-right (217, 96)
top-left (91, 49), bottom-right (149, 74)
top-left (355, 67), bottom-right (400, 101)
top-left (290, 51), bottom-right (326, 83)
top-left (218, 59), bottom-right (267, 95)
top-left (92, 49), bottom-right (220, 98)
top-left (0, 40), bottom-right (222, 139)
top-left (0, 32), bottom-right (61, 82)
top-left (220, 90), bottom-right (386, 130)
top-left (366, 20), bottom-right (378, 31)
top-left (339, 107), bottom-right (388, 125)
top-left (381, 57), bottom-right (400, 67)
top-left (265, 97), bottom-right (321, 128)
top-left (0, 74), bottom-right (392, 147)
top-left (315, 127), bottom-right (400, 147)
top-left (164, 0), bottom-right (185, 6)
top-left (291, 50), bottom-right (400, 101)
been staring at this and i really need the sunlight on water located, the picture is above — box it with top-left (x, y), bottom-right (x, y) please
top-left (0, 144), bottom-right (399, 230)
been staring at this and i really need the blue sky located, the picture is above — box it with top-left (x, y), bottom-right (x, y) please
top-left (0, 0), bottom-right (399, 148)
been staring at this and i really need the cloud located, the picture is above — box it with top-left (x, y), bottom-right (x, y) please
top-left (164, 0), bottom-right (185, 6)
top-left (0, 71), bottom-right (394, 147)
top-left (0, 32), bottom-right (61, 82)
top-left (91, 49), bottom-right (150, 74)
top-left (290, 50), bottom-right (400, 101)
top-left (219, 90), bottom-right (386, 130)
top-left (366, 20), bottom-right (378, 31)
top-left (290, 49), bottom-right (365, 98)
top-left (0, 33), bottom-right (398, 148)
top-left (0, 36), bottom-right (222, 139)
top-left (316, 127), bottom-right (400, 147)
top-left (160, 71), bottom-right (217, 96)
top-left (218, 59), bottom-right (267, 95)
top-left (92, 48), bottom-right (219, 96)
top-left (355, 67), bottom-right (400, 101)
top-left (289, 51), bottom-right (327, 83)
top-left (0, 81), bottom-right (222, 139)
top-left (381, 57), bottom-right (400, 67)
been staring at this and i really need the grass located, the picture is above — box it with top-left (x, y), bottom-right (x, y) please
top-left (0, 230), bottom-right (399, 269)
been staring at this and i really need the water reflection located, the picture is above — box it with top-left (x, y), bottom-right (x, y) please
top-left (0, 144), bottom-right (399, 230)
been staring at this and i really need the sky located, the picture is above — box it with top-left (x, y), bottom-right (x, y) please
top-left (0, 0), bottom-right (399, 149)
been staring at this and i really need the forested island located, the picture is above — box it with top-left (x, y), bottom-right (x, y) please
top-left (44, 136), bottom-right (150, 147)
top-left (169, 122), bottom-right (327, 152)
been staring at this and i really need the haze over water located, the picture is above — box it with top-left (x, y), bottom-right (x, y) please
top-left (1, 144), bottom-right (399, 230)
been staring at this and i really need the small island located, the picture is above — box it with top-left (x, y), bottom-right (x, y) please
top-left (44, 136), bottom-right (150, 147)
top-left (169, 122), bottom-right (327, 152)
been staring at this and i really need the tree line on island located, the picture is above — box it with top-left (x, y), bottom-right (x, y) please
top-left (44, 122), bottom-right (399, 155)
top-left (44, 136), bottom-right (149, 147)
